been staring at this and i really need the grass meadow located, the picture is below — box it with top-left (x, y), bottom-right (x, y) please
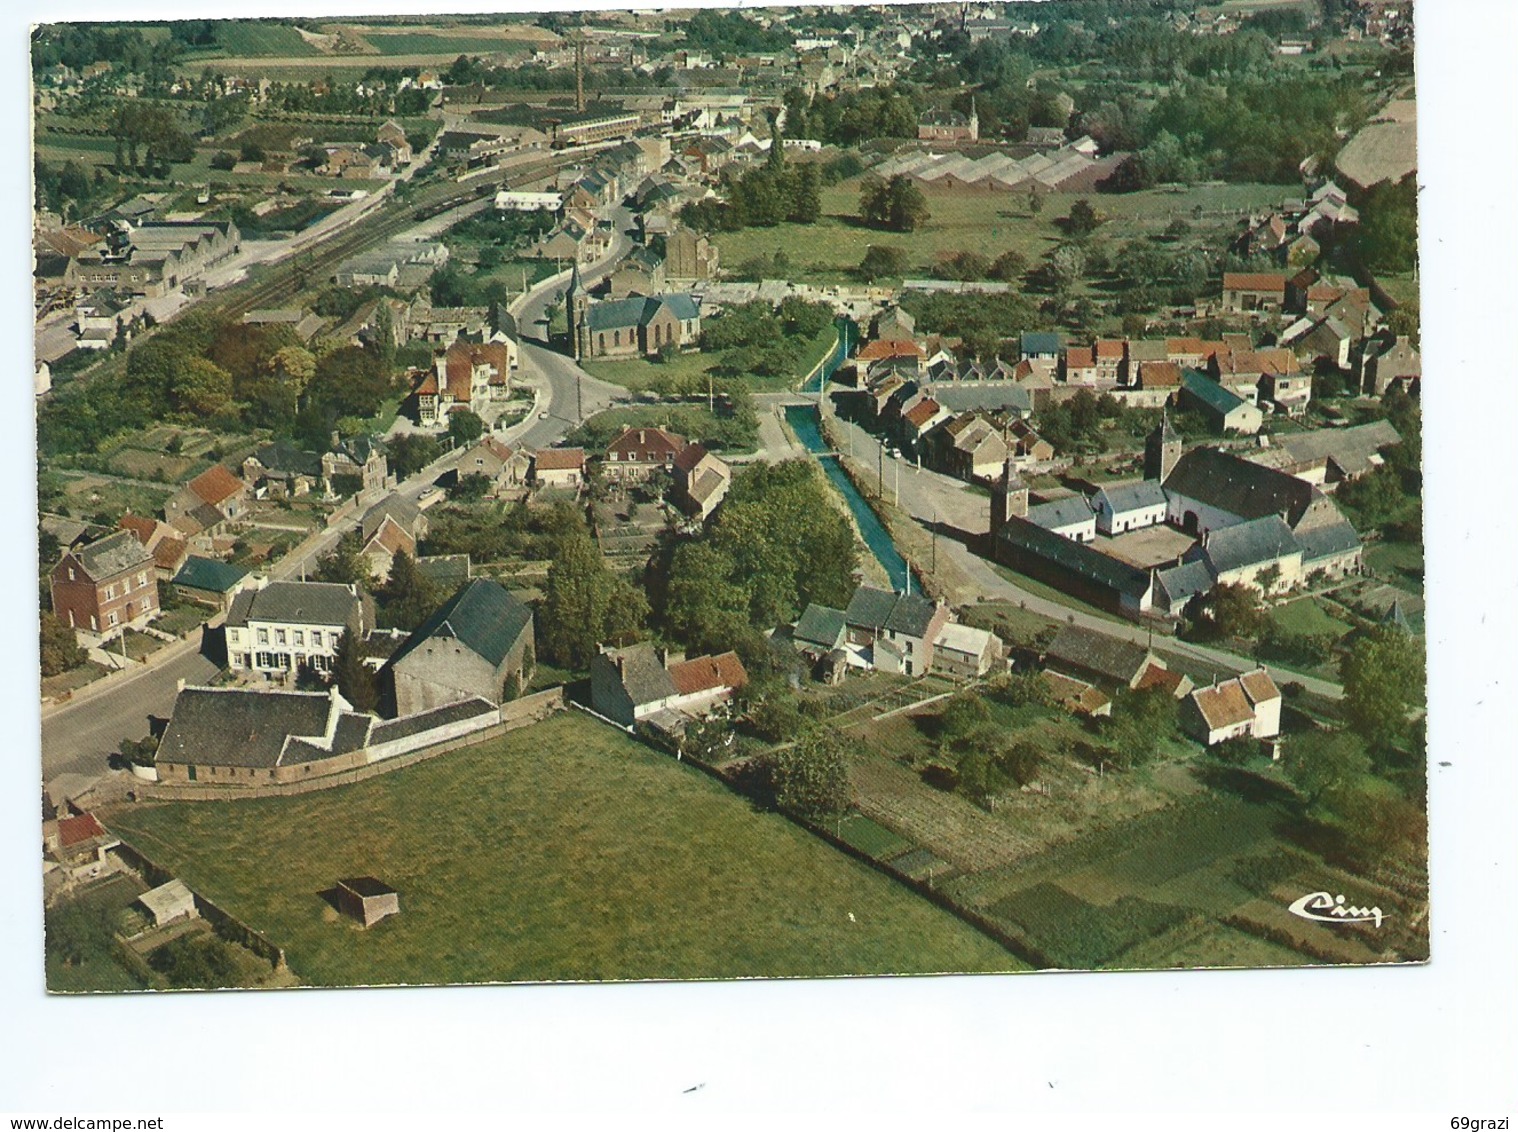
top-left (106, 712), bottom-right (1021, 986)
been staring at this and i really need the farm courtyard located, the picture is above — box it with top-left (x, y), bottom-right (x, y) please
top-left (103, 712), bottom-right (1021, 986)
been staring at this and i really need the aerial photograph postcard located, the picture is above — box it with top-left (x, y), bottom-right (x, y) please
top-left (32, 0), bottom-right (1427, 992)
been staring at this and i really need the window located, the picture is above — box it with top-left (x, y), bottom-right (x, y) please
top-left (294, 630), bottom-right (305, 647)
top-left (312, 630), bottom-right (324, 647)
top-left (275, 629), bottom-right (287, 645)
top-left (257, 628), bottom-right (269, 645)
top-left (67, 568), bottom-right (75, 581)
top-left (107, 611), bottom-right (118, 627)
top-left (229, 629), bottom-right (240, 644)
top-left (137, 572), bottom-right (148, 588)
top-left (104, 584), bottom-right (116, 601)
top-left (613, 329), bottom-right (621, 347)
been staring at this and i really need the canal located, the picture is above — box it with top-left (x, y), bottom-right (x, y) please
top-left (784, 403), bottom-right (912, 593)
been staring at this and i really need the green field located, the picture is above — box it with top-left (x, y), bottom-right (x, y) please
top-left (105, 712), bottom-right (1021, 985)
top-left (1269, 597), bottom-right (1354, 639)
top-left (1365, 540), bottom-right (1424, 591)
top-left (364, 32), bottom-right (534, 56)
top-left (713, 180), bottom-right (1289, 288)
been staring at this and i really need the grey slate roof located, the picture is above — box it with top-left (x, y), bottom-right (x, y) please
top-left (602, 643), bottom-right (678, 706)
top-left (1200, 515), bottom-right (1300, 576)
top-left (254, 440), bottom-right (323, 478)
top-left (885, 592), bottom-right (939, 637)
top-left (1154, 559), bottom-right (1213, 608)
top-left (369, 697), bottom-right (497, 745)
top-left (155, 687), bottom-right (352, 769)
top-left (1094, 480), bottom-right (1169, 516)
top-left (996, 516), bottom-right (1152, 598)
top-left (388, 578), bottom-right (533, 671)
top-left (1163, 447), bottom-right (1318, 527)
top-left (361, 494), bottom-right (422, 542)
top-left (1270, 420), bottom-right (1401, 477)
top-left (1045, 624), bottom-right (1154, 686)
top-left (844, 585), bottom-right (900, 630)
top-left (932, 385), bottom-right (1034, 416)
top-left (1021, 331), bottom-right (1062, 355)
top-left (415, 554), bottom-right (472, 590)
top-left (1027, 496), bottom-right (1094, 531)
top-left (74, 530), bottom-right (153, 580)
top-left (1293, 518), bottom-right (1362, 565)
top-left (793, 604), bottom-right (847, 650)
top-left (586, 293), bottom-right (700, 333)
top-left (226, 581), bottom-right (361, 629)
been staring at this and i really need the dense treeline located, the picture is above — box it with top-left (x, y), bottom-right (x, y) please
top-left (650, 460), bottom-right (859, 665)
top-left (38, 314), bottom-right (399, 457)
top-left (679, 9), bottom-right (793, 55)
top-left (779, 85), bottom-right (922, 146)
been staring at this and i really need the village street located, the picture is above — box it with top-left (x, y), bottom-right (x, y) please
top-left (820, 410), bottom-right (1346, 699)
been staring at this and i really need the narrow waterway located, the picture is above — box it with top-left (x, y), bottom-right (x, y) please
top-left (784, 403), bottom-right (911, 593)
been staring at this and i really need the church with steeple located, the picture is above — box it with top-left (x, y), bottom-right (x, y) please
top-left (564, 259), bottom-right (591, 361)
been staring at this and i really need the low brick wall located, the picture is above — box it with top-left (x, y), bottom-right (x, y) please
top-left (109, 841), bottom-right (287, 971)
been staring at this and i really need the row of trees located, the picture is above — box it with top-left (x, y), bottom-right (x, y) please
top-left (678, 148), bottom-right (822, 233)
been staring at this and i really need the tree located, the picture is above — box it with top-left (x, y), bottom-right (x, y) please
top-left (859, 174), bottom-right (929, 233)
top-left (766, 726), bottom-right (851, 820)
top-left (315, 530), bottom-right (371, 590)
top-left (40, 611), bottom-right (87, 677)
top-left (989, 248), bottom-right (1028, 281)
top-left (540, 530), bottom-right (647, 668)
top-left (169, 357), bottom-right (235, 419)
top-left (1186, 582), bottom-right (1266, 641)
top-left (332, 627), bottom-right (378, 713)
top-left (857, 244), bottom-right (909, 282)
top-left (1281, 728), bottom-right (1371, 808)
top-left (1340, 628), bottom-right (1423, 751)
top-left (447, 410), bottom-right (485, 447)
top-left (148, 934), bottom-right (239, 989)
top-left (449, 471), bottom-right (492, 502)
top-left (386, 433), bottom-right (443, 479)
top-left (376, 550), bottom-right (442, 631)
top-left (937, 692), bottom-right (991, 749)
top-left (1065, 199), bottom-right (1102, 238)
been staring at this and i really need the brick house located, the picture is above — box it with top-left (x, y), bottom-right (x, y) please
top-left (602, 426), bottom-right (687, 484)
top-left (1221, 272), bottom-right (1288, 313)
top-left (50, 530), bottom-right (158, 641)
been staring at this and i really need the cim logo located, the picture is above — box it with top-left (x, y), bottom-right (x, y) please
top-left (1287, 890), bottom-right (1387, 929)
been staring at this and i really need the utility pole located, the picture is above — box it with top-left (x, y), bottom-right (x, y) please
top-left (894, 457), bottom-right (899, 507)
top-left (577, 372), bottom-right (584, 423)
top-left (932, 506), bottom-right (938, 574)
top-left (574, 32), bottom-right (586, 114)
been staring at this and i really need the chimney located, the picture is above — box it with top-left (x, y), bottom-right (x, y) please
top-left (176, 678), bottom-right (186, 692)
top-left (331, 430), bottom-right (341, 450)
top-left (655, 645), bottom-right (668, 668)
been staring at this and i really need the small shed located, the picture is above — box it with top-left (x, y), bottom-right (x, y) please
top-left (336, 877), bottom-right (400, 928)
top-left (172, 556), bottom-right (252, 611)
top-left (138, 879), bottom-right (198, 928)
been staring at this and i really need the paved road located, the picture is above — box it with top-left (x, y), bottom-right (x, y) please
top-left (40, 637), bottom-right (220, 780)
top-left (822, 410), bottom-right (1346, 699)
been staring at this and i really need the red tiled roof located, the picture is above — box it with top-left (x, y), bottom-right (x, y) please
top-left (152, 537), bottom-right (189, 572)
top-left (903, 398), bottom-right (941, 428)
top-left (1239, 668), bottom-right (1280, 705)
top-left (118, 514), bottom-right (157, 546)
top-left (672, 442), bottom-right (710, 473)
top-left (444, 341), bottom-right (512, 399)
top-left (365, 516), bottom-right (415, 556)
top-left (189, 465), bottom-right (244, 507)
top-left (1094, 339), bottom-right (1125, 360)
top-left (1065, 346), bottom-right (1094, 368)
top-left (1041, 670), bottom-right (1111, 716)
top-left (1166, 337), bottom-right (1205, 356)
top-left (857, 338), bottom-right (924, 362)
top-left (668, 651), bottom-right (748, 696)
top-left (1135, 661), bottom-right (1186, 697)
top-left (1191, 681), bottom-right (1254, 731)
top-left (606, 426), bottom-right (686, 462)
top-left (1139, 360), bottom-right (1181, 388)
top-left (533, 447), bottom-right (586, 471)
top-left (1223, 272), bottom-right (1287, 293)
top-left (58, 813), bottom-right (106, 848)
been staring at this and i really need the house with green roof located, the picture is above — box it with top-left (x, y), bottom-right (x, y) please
top-left (384, 578), bottom-right (535, 716)
top-left (1179, 369), bottom-right (1263, 435)
top-left (171, 556), bottom-right (253, 611)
